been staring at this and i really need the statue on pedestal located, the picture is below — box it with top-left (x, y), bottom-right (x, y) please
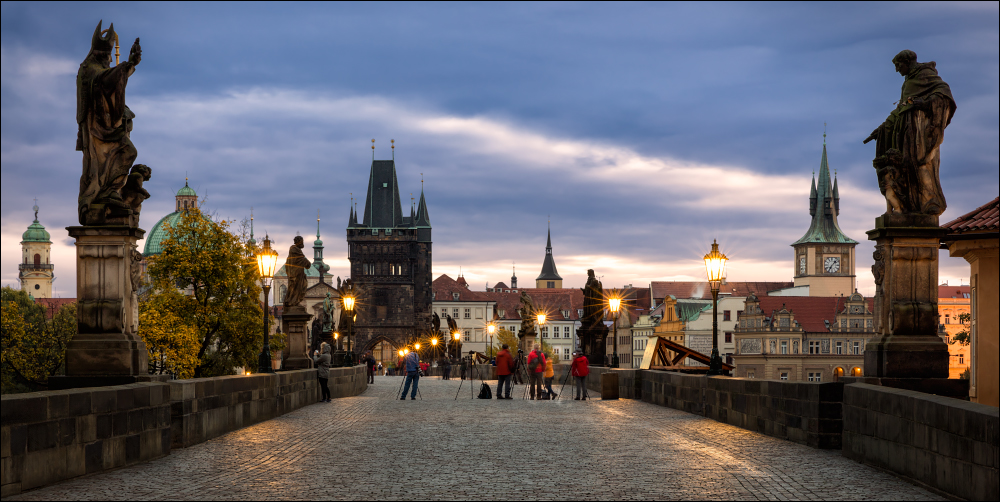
top-left (322, 292), bottom-right (336, 333)
top-left (864, 50), bottom-right (956, 216)
top-left (577, 269), bottom-right (608, 364)
top-left (283, 236), bottom-right (311, 309)
top-left (76, 21), bottom-right (150, 226)
top-left (517, 291), bottom-right (536, 340)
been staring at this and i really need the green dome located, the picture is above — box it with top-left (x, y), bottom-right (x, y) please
top-left (22, 219), bottom-right (51, 243)
top-left (143, 211), bottom-right (183, 256)
top-left (177, 185), bottom-right (197, 197)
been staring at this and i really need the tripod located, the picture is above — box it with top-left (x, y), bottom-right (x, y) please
top-left (454, 353), bottom-right (486, 400)
top-left (515, 352), bottom-right (537, 400)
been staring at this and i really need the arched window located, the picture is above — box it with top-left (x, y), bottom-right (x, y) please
top-left (33, 254), bottom-right (41, 267)
top-left (833, 367), bottom-right (845, 378)
top-left (850, 366), bottom-right (862, 377)
top-left (279, 284), bottom-right (287, 303)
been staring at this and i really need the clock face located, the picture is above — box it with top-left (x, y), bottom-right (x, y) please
top-left (799, 256), bottom-right (806, 275)
top-left (824, 256), bottom-right (840, 273)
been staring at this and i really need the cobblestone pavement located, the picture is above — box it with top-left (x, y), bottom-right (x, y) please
top-left (12, 376), bottom-right (942, 501)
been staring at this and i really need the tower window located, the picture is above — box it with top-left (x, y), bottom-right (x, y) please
top-left (34, 254), bottom-right (41, 267)
top-left (547, 281), bottom-right (555, 288)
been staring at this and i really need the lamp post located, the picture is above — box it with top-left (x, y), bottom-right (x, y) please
top-left (608, 295), bottom-right (622, 369)
top-left (342, 294), bottom-right (356, 367)
top-left (704, 239), bottom-right (729, 376)
top-left (535, 313), bottom-right (546, 356)
top-left (487, 323), bottom-right (497, 360)
top-left (255, 235), bottom-right (279, 374)
top-left (453, 330), bottom-right (462, 359)
top-left (431, 338), bottom-right (438, 364)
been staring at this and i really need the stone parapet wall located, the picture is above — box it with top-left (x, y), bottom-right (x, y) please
top-left (171, 366), bottom-right (366, 448)
top-left (1, 383), bottom-right (171, 497)
top-left (842, 383), bottom-right (998, 501)
top-left (641, 371), bottom-right (844, 449)
top-left (2, 366), bottom-right (367, 496)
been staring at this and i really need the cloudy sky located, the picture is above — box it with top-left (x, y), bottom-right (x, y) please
top-left (2, 2), bottom-right (997, 297)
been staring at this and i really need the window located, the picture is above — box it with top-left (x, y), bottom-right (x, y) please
top-left (547, 281), bottom-right (555, 288)
top-left (725, 332), bottom-right (732, 343)
top-left (541, 327), bottom-right (548, 338)
top-left (564, 348), bottom-right (570, 357)
top-left (809, 341), bottom-right (820, 354)
top-left (441, 308), bottom-right (448, 316)
top-left (452, 308), bottom-right (459, 318)
top-left (780, 318), bottom-right (789, 328)
top-left (737, 310), bottom-right (743, 319)
top-left (564, 326), bottom-right (571, 338)
top-left (959, 354), bottom-right (964, 364)
top-left (747, 370), bottom-right (756, 379)
top-left (945, 314), bottom-right (950, 324)
top-left (780, 340), bottom-right (788, 354)
top-left (780, 372), bottom-right (789, 381)
top-left (464, 308), bottom-right (471, 319)
top-left (851, 341), bottom-right (861, 355)
top-left (723, 310), bottom-right (731, 321)
top-left (464, 330), bottom-right (471, 342)
top-left (835, 341), bottom-right (843, 354)
top-left (808, 372), bottom-right (822, 382)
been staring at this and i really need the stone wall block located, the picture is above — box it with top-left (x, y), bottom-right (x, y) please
top-left (1, 396), bottom-right (47, 424)
top-left (26, 422), bottom-right (57, 453)
top-left (57, 418), bottom-right (76, 447)
top-left (101, 436), bottom-right (125, 469)
top-left (1, 425), bottom-right (10, 458)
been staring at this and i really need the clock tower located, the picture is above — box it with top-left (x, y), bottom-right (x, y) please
top-left (791, 138), bottom-right (857, 297)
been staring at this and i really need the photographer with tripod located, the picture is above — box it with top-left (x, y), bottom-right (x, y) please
top-left (399, 349), bottom-right (421, 400)
top-left (571, 351), bottom-right (590, 400)
top-left (495, 344), bottom-right (515, 399)
top-left (526, 343), bottom-right (546, 400)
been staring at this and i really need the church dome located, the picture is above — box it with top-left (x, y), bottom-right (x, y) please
top-left (143, 211), bottom-right (183, 256)
top-left (176, 184), bottom-right (197, 197)
top-left (22, 219), bottom-right (51, 243)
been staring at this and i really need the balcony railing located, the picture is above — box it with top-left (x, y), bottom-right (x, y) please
top-left (18, 263), bottom-right (54, 271)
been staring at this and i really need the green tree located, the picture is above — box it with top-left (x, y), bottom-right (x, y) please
top-left (145, 207), bottom-right (265, 377)
top-left (1, 287), bottom-right (76, 393)
top-left (949, 312), bottom-right (972, 346)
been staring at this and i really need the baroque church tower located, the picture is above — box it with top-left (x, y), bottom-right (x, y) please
top-left (791, 137), bottom-right (858, 297)
top-left (19, 202), bottom-right (54, 298)
top-left (535, 225), bottom-right (563, 288)
top-left (346, 149), bottom-right (433, 354)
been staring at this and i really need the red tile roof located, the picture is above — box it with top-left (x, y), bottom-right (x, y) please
top-left (753, 295), bottom-right (874, 332)
top-left (938, 285), bottom-right (971, 299)
top-left (651, 281), bottom-right (793, 301)
top-left (433, 274), bottom-right (491, 302)
top-left (943, 197), bottom-right (999, 234)
top-left (34, 298), bottom-right (76, 319)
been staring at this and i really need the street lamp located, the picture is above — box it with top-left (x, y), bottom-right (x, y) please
top-left (453, 330), bottom-right (462, 359)
top-left (608, 295), bottom-right (622, 368)
top-left (342, 294), bottom-right (356, 367)
top-left (431, 338), bottom-right (438, 363)
top-left (704, 239), bottom-right (729, 376)
top-left (487, 323), bottom-right (497, 359)
top-left (535, 313), bottom-right (546, 356)
top-left (255, 235), bottom-right (279, 374)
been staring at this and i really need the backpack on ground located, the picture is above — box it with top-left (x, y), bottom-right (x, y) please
top-left (478, 382), bottom-right (493, 399)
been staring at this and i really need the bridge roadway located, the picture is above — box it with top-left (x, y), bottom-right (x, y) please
top-left (11, 376), bottom-right (941, 501)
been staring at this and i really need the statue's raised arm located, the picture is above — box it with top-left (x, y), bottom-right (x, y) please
top-left (865, 50), bottom-right (956, 216)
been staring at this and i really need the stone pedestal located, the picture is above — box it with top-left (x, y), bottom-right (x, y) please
top-left (577, 324), bottom-right (608, 367)
top-left (281, 307), bottom-right (313, 370)
top-left (51, 226), bottom-right (152, 389)
top-left (865, 214), bottom-right (950, 379)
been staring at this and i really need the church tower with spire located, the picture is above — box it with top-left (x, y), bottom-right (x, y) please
top-left (535, 225), bottom-right (563, 288)
top-left (791, 136), bottom-right (858, 297)
top-left (346, 144), bottom-right (432, 356)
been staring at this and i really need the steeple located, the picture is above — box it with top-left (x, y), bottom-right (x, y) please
top-left (536, 223), bottom-right (563, 288)
top-left (249, 207), bottom-right (256, 246)
top-left (832, 172), bottom-right (841, 215)
top-left (793, 139), bottom-right (857, 246)
top-left (313, 210), bottom-right (330, 282)
top-left (361, 159), bottom-right (404, 228)
top-left (511, 264), bottom-right (518, 289)
top-left (415, 187), bottom-right (430, 228)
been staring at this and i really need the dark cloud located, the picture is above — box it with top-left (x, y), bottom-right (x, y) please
top-left (2, 2), bottom-right (996, 295)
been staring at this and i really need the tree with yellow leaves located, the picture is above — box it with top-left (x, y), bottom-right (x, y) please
top-left (144, 207), bottom-right (266, 378)
top-left (1, 286), bottom-right (76, 393)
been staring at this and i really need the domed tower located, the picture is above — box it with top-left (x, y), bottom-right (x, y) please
top-left (144, 180), bottom-right (199, 257)
top-left (19, 202), bottom-right (54, 298)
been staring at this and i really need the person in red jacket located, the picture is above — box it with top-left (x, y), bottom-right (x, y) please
top-left (526, 343), bottom-right (546, 400)
top-left (494, 344), bottom-right (515, 399)
top-left (571, 351), bottom-right (590, 400)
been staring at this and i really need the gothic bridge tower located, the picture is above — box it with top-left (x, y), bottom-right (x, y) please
top-left (346, 153), bottom-right (432, 356)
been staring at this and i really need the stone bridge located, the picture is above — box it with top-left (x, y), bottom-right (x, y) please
top-left (6, 376), bottom-right (948, 501)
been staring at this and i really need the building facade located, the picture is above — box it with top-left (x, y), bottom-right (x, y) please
top-left (938, 285), bottom-right (971, 379)
top-left (19, 203), bottom-right (54, 298)
top-left (346, 158), bottom-right (433, 357)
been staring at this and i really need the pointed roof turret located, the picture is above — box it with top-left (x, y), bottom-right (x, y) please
top-left (536, 225), bottom-right (562, 281)
top-left (793, 140), bottom-right (857, 245)
top-left (809, 173), bottom-right (818, 216)
top-left (415, 187), bottom-right (430, 228)
top-left (362, 160), bottom-right (404, 228)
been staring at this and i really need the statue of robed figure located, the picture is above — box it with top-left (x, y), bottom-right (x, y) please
top-left (282, 236), bottom-right (311, 309)
top-left (76, 21), bottom-right (149, 226)
top-left (864, 50), bottom-right (956, 216)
